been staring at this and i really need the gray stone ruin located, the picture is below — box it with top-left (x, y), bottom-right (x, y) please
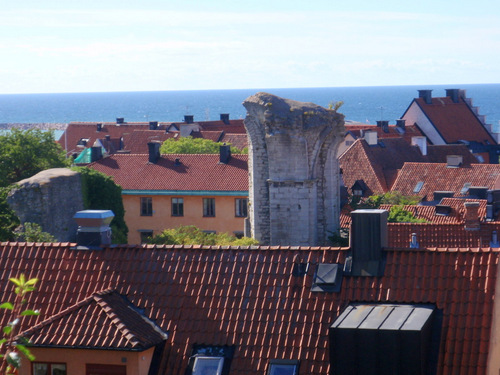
top-left (243, 92), bottom-right (345, 246)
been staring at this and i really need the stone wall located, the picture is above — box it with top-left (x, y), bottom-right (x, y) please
top-left (243, 93), bottom-right (345, 245)
top-left (7, 168), bottom-right (84, 242)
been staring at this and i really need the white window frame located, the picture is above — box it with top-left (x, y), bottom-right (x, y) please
top-left (192, 356), bottom-right (224, 375)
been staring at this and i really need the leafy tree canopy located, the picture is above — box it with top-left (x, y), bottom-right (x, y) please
top-left (387, 205), bottom-right (428, 223)
top-left (352, 191), bottom-right (421, 210)
top-left (16, 222), bottom-right (56, 242)
top-left (147, 225), bottom-right (258, 246)
top-left (160, 136), bottom-right (247, 154)
top-left (0, 129), bottom-right (70, 188)
top-left (0, 186), bottom-right (20, 241)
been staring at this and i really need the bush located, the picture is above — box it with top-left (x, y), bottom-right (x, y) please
top-left (160, 136), bottom-right (247, 154)
top-left (147, 225), bottom-right (258, 246)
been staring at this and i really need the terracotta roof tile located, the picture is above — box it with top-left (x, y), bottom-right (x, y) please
top-left (1, 243), bottom-right (498, 375)
top-left (391, 163), bottom-right (500, 200)
top-left (409, 96), bottom-right (496, 144)
top-left (89, 153), bottom-right (248, 191)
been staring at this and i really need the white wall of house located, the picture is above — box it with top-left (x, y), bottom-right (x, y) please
top-left (402, 102), bottom-right (446, 145)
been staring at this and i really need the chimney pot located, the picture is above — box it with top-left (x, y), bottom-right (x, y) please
top-left (220, 113), bottom-right (230, 124)
top-left (184, 115), bottom-right (194, 124)
top-left (73, 210), bottom-right (114, 248)
top-left (411, 136), bottom-right (427, 156)
top-left (220, 144), bottom-right (232, 164)
top-left (418, 90), bottom-right (433, 104)
top-left (410, 233), bottom-right (419, 248)
top-left (445, 89), bottom-right (460, 103)
top-left (116, 117), bottom-right (124, 125)
top-left (97, 123), bottom-right (102, 132)
top-left (149, 121), bottom-right (158, 130)
top-left (147, 142), bottom-right (161, 164)
top-left (396, 119), bottom-right (406, 130)
top-left (464, 202), bottom-right (480, 231)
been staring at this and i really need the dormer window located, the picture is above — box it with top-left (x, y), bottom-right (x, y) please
top-left (351, 180), bottom-right (368, 197)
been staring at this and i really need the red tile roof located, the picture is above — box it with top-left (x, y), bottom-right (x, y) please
top-left (0, 242), bottom-right (498, 375)
top-left (89, 153), bottom-right (249, 192)
top-left (406, 96), bottom-right (496, 144)
top-left (22, 289), bottom-right (167, 350)
top-left (345, 124), bottom-right (424, 143)
top-left (59, 120), bottom-right (246, 156)
top-left (121, 130), bottom-right (178, 154)
top-left (391, 163), bottom-right (500, 200)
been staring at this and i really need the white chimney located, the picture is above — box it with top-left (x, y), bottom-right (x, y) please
top-left (364, 130), bottom-right (378, 146)
top-left (411, 136), bottom-right (427, 156)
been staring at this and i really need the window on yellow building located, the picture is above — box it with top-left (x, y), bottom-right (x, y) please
top-left (141, 197), bottom-right (153, 216)
top-left (235, 198), bottom-right (248, 217)
top-left (172, 197), bottom-right (184, 216)
top-left (203, 198), bottom-right (215, 217)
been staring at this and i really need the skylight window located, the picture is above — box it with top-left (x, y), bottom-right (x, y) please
top-left (267, 360), bottom-right (299, 375)
top-left (460, 182), bottom-right (472, 195)
top-left (413, 181), bottom-right (424, 193)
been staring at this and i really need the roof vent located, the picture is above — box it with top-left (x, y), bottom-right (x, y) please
top-left (73, 210), bottom-right (114, 248)
top-left (184, 115), bottom-right (194, 124)
top-left (147, 142), bottom-right (161, 164)
top-left (312, 263), bottom-right (343, 292)
top-left (149, 121), bottom-right (159, 130)
top-left (435, 204), bottom-right (452, 216)
top-left (90, 146), bottom-right (103, 162)
top-left (446, 155), bottom-right (463, 168)
top-left (396, 119), bottom-right (406, 131)
top-left (346, 209), bottom-right (388, 277)
top-left (411, 136), bottom-right (427, 156)
top-left (433, 191), bottom-right (454, 202)
top-left (468, 186), bottom-right (488, 199)
top-left (410, 233), bottom-right (419, 248)
top-left (445, 88), bottom-right (460, 103)
top-left (220, 113), bottom-right (230, 124)
top-left (116, 118), bottom-right (125, 125)
top-left (418, 89), bottom-right (433, 104)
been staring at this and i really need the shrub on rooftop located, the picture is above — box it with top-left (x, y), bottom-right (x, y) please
top-left (160, 136), bottom-right (247, 154)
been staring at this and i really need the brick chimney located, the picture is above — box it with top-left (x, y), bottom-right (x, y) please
top-left (220, 113), bottom-right (230, 124)
top-left (464, 202), bottom-right (480, 231)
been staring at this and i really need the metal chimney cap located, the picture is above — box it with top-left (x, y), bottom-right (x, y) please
top-left (74, 210), bottom-right (115, 227)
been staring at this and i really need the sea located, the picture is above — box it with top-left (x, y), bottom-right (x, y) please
top-left (0, 84), bottom-right (499, 131)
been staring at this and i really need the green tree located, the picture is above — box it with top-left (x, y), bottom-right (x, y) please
top-left (0, 129), bottom-right (70, 188)
top-left (16, 223), bottom-right (56, 242)
top-left (72, 167), bottom-right (128, 244)
top-left (160, 136), bottom-right (247, 154)
top-left (148, 225), bottom-right (258, 246)
top-left (0, 274), bottom-right (40, 375)
top-left (387, 205), bottom-right (427, 223)
top-left (0, 187), bottom-right (19, 241)
top-left (353, 191), bottom-right (421, 210)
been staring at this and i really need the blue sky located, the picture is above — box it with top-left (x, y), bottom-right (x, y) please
top-left (1, 0), bottom-right (499, 94)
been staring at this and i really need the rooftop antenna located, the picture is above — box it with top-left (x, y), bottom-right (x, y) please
top-left (378, 106), bottom-right (385, 121)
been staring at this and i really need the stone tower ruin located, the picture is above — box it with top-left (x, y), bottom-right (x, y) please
top-left (243, 92), bottom-right (345, 245)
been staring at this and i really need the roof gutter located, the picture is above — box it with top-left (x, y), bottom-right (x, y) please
top-left (122, 189), bottom-right (248, 196)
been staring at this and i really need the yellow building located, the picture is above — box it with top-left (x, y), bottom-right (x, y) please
top-left (89, 146), bottom-right (248, 244)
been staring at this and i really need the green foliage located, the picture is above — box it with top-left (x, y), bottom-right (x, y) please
top-left (72, 167), bottom-right (128, 244)
top-left (147, 225), bottom-right (259, 246)
top-left (354, 191), bottom-right (421, 210)
top-left (328, 100), bottom-right (344, 111)
top-left (387, 205), bottom-right (428, 223)
top-left (0, 187), bottom-right (19, 242)
top-left (160, 136), bottom-right (247, 154)
top-left (16, 223), bottom-right (56, 243)
top-left (1, 274), bottom-right (40, 374)
top-left (328, 228), bottom-right (350, 247)
top-left (0, 129), bottom-right (70, 188)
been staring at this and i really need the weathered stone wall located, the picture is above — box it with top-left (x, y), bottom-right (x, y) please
top-left (7, 168), bottom-right (84, 242)
top-left (243, 93), bottom-right (345, 245)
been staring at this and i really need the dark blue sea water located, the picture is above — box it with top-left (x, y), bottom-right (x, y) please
top-left (0, 84), bottom-right (499, 129)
